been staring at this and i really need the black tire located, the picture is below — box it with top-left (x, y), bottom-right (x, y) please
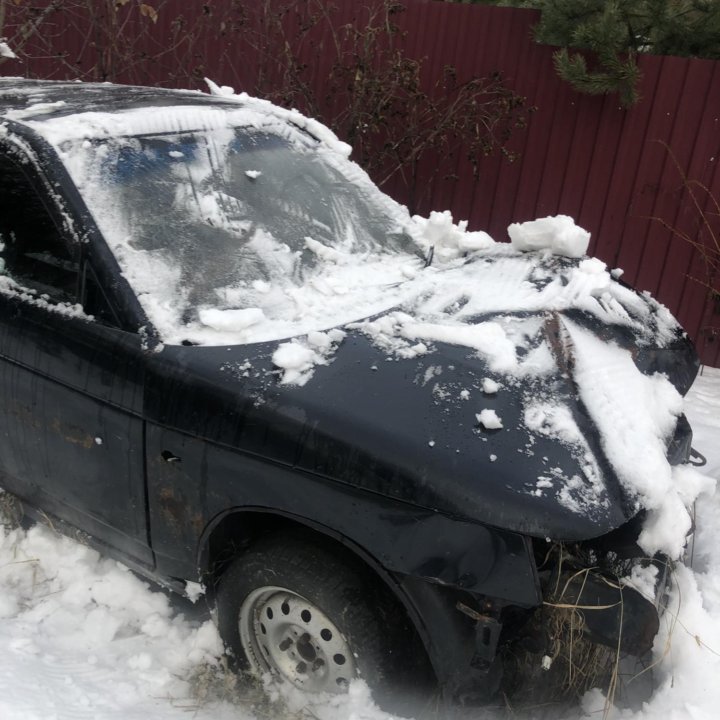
top-left (216, 531), bottom-right (428, 706)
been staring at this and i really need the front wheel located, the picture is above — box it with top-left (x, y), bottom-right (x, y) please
top-left (216, 533), bottom-right (425, 703)
top-left (237, 584), bottom-right (359, 692)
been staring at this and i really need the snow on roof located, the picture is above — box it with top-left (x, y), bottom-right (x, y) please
top-left (0, 78), bottom-right (351, 158)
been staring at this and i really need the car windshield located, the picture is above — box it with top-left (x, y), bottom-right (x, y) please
top-left (60, 119), bottom-right (420, 344)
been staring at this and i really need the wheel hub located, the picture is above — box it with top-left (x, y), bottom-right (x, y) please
top-left (239, 586), bottom-right (357, 693)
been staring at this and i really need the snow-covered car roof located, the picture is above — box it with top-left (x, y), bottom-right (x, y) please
top-left (0, 78), bottom-right (351, 155)
top-left (0, 78), bottom-right (216, 116)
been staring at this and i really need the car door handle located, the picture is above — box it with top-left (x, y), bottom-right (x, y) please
top-left (161, 450), bottom-right (181, 463)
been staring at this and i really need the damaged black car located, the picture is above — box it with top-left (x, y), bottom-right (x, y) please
top-left (0, 78), bottom-right (705, 710)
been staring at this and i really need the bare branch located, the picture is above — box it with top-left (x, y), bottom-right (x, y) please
top-left (646, 141), bottom-right (720, 322)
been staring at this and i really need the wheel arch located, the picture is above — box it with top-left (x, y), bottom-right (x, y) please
top-left (198, 505), bottom-right (424, 611)
top-left (198, 506), bottom-right (437, 683)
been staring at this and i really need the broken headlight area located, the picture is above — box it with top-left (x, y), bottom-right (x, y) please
top-left (633, 338), bottom-right (700, 397)
top-left (668, 413), bottom-right (694, 466)
top-left (499, 519), bottom-right (670, 704)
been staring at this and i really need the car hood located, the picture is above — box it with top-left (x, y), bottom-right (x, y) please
top-left (145, 250), bottom-right (699, 542)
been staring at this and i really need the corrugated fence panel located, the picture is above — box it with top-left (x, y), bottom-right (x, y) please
top-left (671, 60), bottom-right (720, 368)
top-left (575, 95), bottom-right (627, 257)
top-left (3, 0), bottom-right (719, 364)
top-left (639, 60), bottom-right (710, 300)
top-left (473, 8), bottom-right (533, 236)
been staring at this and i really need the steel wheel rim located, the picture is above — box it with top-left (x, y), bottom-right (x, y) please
top-left (238, 585), bottom-right (357, 693)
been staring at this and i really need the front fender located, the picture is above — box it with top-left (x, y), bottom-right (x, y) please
top-left (147, 424), bottom-right (541, 608)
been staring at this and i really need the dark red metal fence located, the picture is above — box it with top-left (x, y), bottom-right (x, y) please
top-left (3, 0), bottom-right (719, 364)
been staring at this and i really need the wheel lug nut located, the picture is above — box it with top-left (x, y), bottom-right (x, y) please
top-left (279, 637), bottom-right (293, 652)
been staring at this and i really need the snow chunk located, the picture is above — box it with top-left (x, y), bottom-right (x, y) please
top-left (638, 491), bottom-right (693, 560)
top-left (272, 329), bottom-right (345, 385)
top-left (5, 100), bottom-right (67, 121)
top-left (482, 377), bottom-right (501, 394)
top-left (639, 465), bottom-right (716, 558)
top-left (204, 81), bottom-right (235, 97)
top-left (578, 256), bottom-right (607, 275)
top-left (0, 42), bottom-right (17, 59)
top-left (245, 169), bottom-right (261, 179)
top-left (308, 328), bottom-right (345, 352)
top-left (304, 236), bottom-right (346, 262)
top-left (476, 409), bottom-right (503, 429)
top-left (272, 342), bottom-right (318, 386)
top-left (621, 563), bottom-right (659, 601)
top-left (508, 215), bottom-right (590, 258)
top-left (580, 687), bottom-right (607, 715)
top-left (524, 403), bottom-right (585, 446)
top-left (408, 210), bottom-right (495, 262)
top-left (184, 581), bottom-right (205, 603)
top-left (354, 312), bottom-right (559, 376)
top-left (198, 307), bottom-right (265, 332)
top-left (402, 321), bottom-right (517, 372)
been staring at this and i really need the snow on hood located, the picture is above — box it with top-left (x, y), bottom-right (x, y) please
top-left (17, 83), bottom-right (676, 353)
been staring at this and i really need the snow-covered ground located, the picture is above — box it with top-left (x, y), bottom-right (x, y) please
top-left (0, 365), bottom-right (717, 720)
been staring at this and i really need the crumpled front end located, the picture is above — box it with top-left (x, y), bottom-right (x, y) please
top-left (413, 311), bottom-right (703, 707)
top-left (501, 518), bottom-right (669, 701)
top-left (486, 311), bottom-right (699, 704)
top-left (419, 512), bottom-right (674, 708)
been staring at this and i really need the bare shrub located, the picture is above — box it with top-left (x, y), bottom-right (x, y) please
top-left (647, 142), bottom-right (720, 349)
top-left (1, 0), bottom-right (532, 214)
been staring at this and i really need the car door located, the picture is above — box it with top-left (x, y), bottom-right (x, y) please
top-left (0, 142), bottom-right (152, 567)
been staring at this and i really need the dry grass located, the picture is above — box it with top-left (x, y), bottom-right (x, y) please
top-left (0, 489), bottom-right (23, 530)
top-left (186, 658), bottom-right (305, 720)
top-left (500, 548), bottom-right (658, 720)
top-left (501, 602), bottom-right (618, 716)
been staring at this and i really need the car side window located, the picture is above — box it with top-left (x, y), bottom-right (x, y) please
top-left (0, 153), bottom-right (78, 303)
